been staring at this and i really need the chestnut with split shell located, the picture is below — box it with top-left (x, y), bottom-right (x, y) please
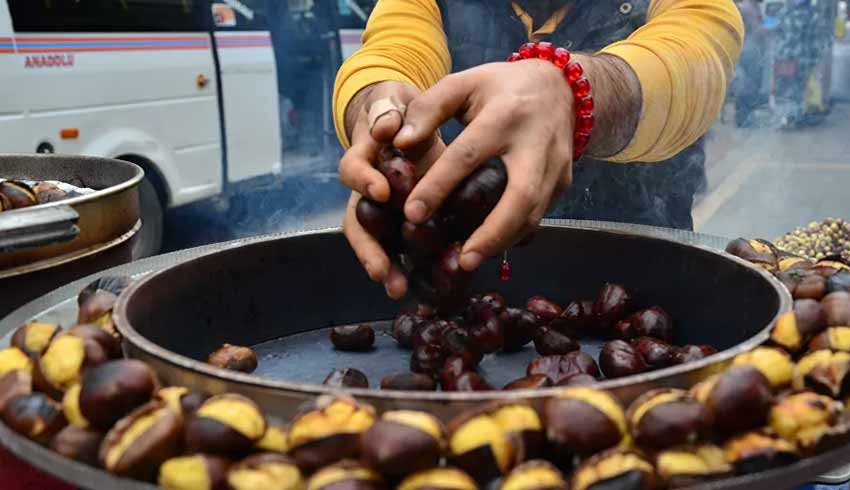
top-left (570, 449), bottom-right (657, 490)
top-left (185, 393), bottom-right (267, 456)
top-left (626, 388), bottom-right (708, 450)
top-left (360, 410), bottom-right (445, 478)
top-left (397, 468), bottom-right (477, 490)
top-left (207, 344), bottom-right (258, 373)
top-left (159, 454), bottom-right (232, 490)
top-left (655, 444), bottom-right (731, 488)
top-left (306, 460), bottom-right (384, 490)
top-left (723, 431), bottom-right (800, 475)
top-left (527, 351), bottom-right (599, 385)
top-left (378, 155), bottom-right (418, 211)
top-left (78, 359), bottom-right (158, 431)
top-left (324, 368), bottom-right (369, 389)
top-left (500, 460), bottom-right (567, 490)
top-left (543, 387), bottom-right (628, 460)
top-left (227, 453), bottom-right (303, 490)
top-left (1, 392), bottom-right (66, 444)
top-left (100, 400), bottom-right (183, 479)
top-left (10, 322), bottom-right (61, 357)
top-left (691, 365), bottom-right (772, 435)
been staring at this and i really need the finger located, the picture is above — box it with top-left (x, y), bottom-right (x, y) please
top-left (459, 152), bottom-right (543, 271)
top-left (393, 73), bottom-right (472, 150)
top-left (338, 119), bottom-right (390, 202)
top-left (404, 114), bottom-right (504, 224)
top-left (368, 96), bottom-right (406, 143)
top-left (342, 193), bottom-right (391, 282)
top-left (384, 264), bottom-right (408, 299)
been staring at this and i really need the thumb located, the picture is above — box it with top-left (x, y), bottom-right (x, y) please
top-left (368, 96), bottom-right (406, 143)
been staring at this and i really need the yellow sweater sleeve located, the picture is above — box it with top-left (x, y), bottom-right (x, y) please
top-left (601, 0), bottom-right (744, 162)
top-left (332, 0), bottom-right (450, 148)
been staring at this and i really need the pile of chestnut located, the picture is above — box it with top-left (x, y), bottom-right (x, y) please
top-left (0, 179), bottom-right (71, 212)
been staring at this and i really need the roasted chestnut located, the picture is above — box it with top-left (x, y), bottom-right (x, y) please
top-left (442, 160), bottom-right (507, 239)
top-left (306, 460), bottom-right (383, 490)
top-left (155, 386), bottom-right (210, 418)
top-left (227, 453), bottom-right (303, 490)
top-left (378, 155), bottom-right (418, 210)
top-left (552, 300), bottom-right (595, 335)
top-left (500, 460), bottom-right (567, 490)
top-left (100, 400), bottom-right (183, 478)
top-left (33, 181), bottom-right (68, 203)
top-left (67, 323), bottom-right (122, 358)
top-left (526, 296), bottom-right (563, 325)
top-left (626, 388), bottom-right (708, 450)
top-left (62, 383), bottom-right (88, 428)
top-left (527, 351), bottom-right (600, 384)
top-left (396, 468), bottom-right (477, 490)
top-left (380, 373), bottom-right (437, 391)
top-left (823, 291), bottom-right (850, 326)
top-left (796, 274), bottom-right (828, 300)
top-left (360, 410), bottom-right (445, 478)
top-left (391, 314), bottom-right (424, 349)
top-left (0, 191), bottom-right (9, 211)
top-left (655, 444), bottom-right (731, 488)
top-left (771, 309), bottom-right (809, 353)
top-left (594, 283), bottom-right (633, 331)
top-left (503, 374), bottom-right (552, 390)
top-left (809, 327), bottom-right (850, 352)
top-left (0, 368), bottom-right (31, 413)
top-left (570, 449), bottom-right (656, 490)
top-left (78, 359), bottom-right (158, 431)
top-left (50, 425), bottom-right (104, 466)
top-left (450, 372), bottom-right (493, 392)
top-left (185, 393), bottom-right (267, 456)
top-left (356, 198), bottom-right (400, 247)
top-left (630, 337), bottom-right (676, 368)
top-left (725, 238), bottom-right (778, 270)
top-left (723, 431), bottom-right (800, 475)
top-left (468, 316), bottom-right (504, 354)
top-left (532, 327), bottom-right (579, 356)
top-left (0, 180), bottom-right (37, 209)
top-left (769, 391), bottom-right (842, 453)
top-left (324, 368), bottom-right (369, 389)
top-left (34, 328), bottom-right (113, 399)
top-left (691, 365), bottom-right (772, 434)
top-left (439, 353), bottom-right (476, 391)
top-left (793, 349), bottom-right (850, 398)
top-left (402, 219), bottom-right (449, 260)
top-left (731, 347), bottom-right (794, 389)
top-left (77, 290), bottom-right (121, 338)
top-left (466, 292), bottom-right (507, 324)
top-left (599, 340), bottom-right (648, 379)
top-left (330, 324), bottom-right (375, 351)
top-left (828, 270), bottom-right (850, 293)
top-left (159, 454), bottom-right (232, 490)
top-left (410, 344), bottom-right (446, 375)
top-left (287, 396), bottom-right (375, 472)
top-left (256, 416), bottom-right (289, 453)
top-left (675, 344), bottom-right (717, 364)
top-left (1, 392), bottom-right (66, 444)
top-left (207, 344), bottom-right (258, 373)
top-left (10, 321), bottom-right (61, 357)
top-left (0, 346), bottom-right (32, 377)
top-left (779, 256), bottom-right (813, 272)
top-left (447, 402), bottom-right (543, 483)
top-left (543, 387), bottom-right (627, 459)
top-left (622, 307), bottom-right (673, 342)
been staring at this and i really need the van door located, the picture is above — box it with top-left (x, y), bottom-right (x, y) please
top-left (0, 2), bottom-right (28, 154)
top-left (211, 0), bottom-right (281, 184)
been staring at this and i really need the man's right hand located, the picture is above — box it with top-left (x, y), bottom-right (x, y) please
top-left (339, 81), bottom-right (446, 299)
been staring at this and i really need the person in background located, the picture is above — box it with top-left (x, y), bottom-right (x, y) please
top-left (736, 0), bottom-right (768, 128)
top-left (333, 0), bottom-right (744, 298)
top-left (775, 0), bottom-right (821, 128)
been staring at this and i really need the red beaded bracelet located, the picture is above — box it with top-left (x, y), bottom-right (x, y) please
top-left (507, 41), bottom-right (594, 161)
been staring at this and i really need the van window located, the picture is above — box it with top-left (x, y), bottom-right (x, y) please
top-left (211, 0), bottom-right (268, 31)
top-left (8, 0), bottom-right (210, 32)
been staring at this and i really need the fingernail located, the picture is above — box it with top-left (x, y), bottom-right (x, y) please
top-left (460, 251), bottom-right (483, 271)
top-left (406, 200), bottom-right (428, 223)
top-left (398, 125), bottom-right (414, 140)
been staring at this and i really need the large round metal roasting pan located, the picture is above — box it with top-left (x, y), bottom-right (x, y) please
top-left (114, 224), bottom-right (792, 419)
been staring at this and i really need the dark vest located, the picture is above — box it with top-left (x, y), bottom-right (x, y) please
top-left (435, 0), bottom-right (706, 230)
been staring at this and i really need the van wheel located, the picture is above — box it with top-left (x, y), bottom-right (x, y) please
top-left (132, 177), bottom-right (164, 259)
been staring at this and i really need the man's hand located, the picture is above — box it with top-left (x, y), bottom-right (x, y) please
top-left (339, 80), bottom-right (445, 299)
top-left (393, 59), bottom-right (576, 272)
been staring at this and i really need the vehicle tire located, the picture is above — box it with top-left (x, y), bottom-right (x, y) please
top-left (132, 176), bottom-right (164, 259)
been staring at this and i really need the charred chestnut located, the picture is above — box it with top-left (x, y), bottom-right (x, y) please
top-left (155, 386), bottom-right (210, 418)
top-left (0, 369), bottom-right (31, 413)
top-left (0, 346), bottom-right (32, 377)
top-left (526, 296), bottom-right (563, 325)
top-left (1, 392), bottom-right (66, 444)
top-left (159, 454), bottom-right (232, 490)
top-left (410, 344), bottom-right (446, 375)
top-left (723, 431), bottom-right (800, 475)
top-left (675, 344), bottom-right (717, 364)
top-left (828, 270), bottom-right (850, 293)
top-left (527, 351), bottom-right (600, 384)
top-left (626, 388), bottom-right (708, 450)
top-left (501, 308), bottom-right (539, 352)
top-left (356, 198), bottom-right (400, 247)
top-left (185, 393), bottom-right (267, 456)
top-left (380, 373), bottom-right (437, 391)
top-left (360, 410), bottom-right (445, 478)
top-left (570, 449), bottom-right (656, 490)
top-left (793, 349), bottom-right (850, 398)
top-left (732, 347), bottom-right (794, 389)
top-left (402, 219), bottom-right (448, 260)
top-left (331, 324), bottom-right (375, 351)
top-left (533, 327), bottom-right (579, 356)
top-left (769, 391), bottom-right (842, 453)
top-left (468, 316), bottom-right (504, 354)
top-left (630, 337), bottom-right (676, 368)
top-left (324, 368), bottom-right (369, 389)
top-left (692, 365), bottom-right (772, 434)
top-left (0, 180), bottom-right (37, 209)
top-left (599, 340), bottom-right (648, 378)
top-left (379, 155), bottom-right (418, 210)
top-left (796, 274), bottom-right (828, 300)
top-left (101, 401), bottom-right (183, 478)
top-left (503, 374), bottom-right (552, 390)
top-left (500, 460), bottom-right (567, 490)
top-left (207, 344), bottom-right (258, 373)
top-left (466, 292), bottom-right (507, 324)
top-left (655, 444), bottom-right (731, 488)
top-left (823, 291), bottom-right (850, 326)
top-left (67, 323), bottom-right (121, 358)
top-left (543, 387), bottom-right (627, 459)
top-left (442, 160), bottom-right (508, 239)
top-left (306, 460), bottom-right (383, 490)
top-left (34, 329), bottom-right (113, 399)
top-left (391, 314), bottom-right (423, 349)
top-left (287, 396), bottom-right (375, 472)
top-left (809, 327), bottom-right (850, 352)
top-left (725, 238), bottom-right (778, 270)
top-left (227, 453), bottom-right (303, 490)
top-left (447, 402), bottom-right (543, 483)
top-left (397, 468), bottom-right (477, 490)
top-left (50, 425), bottom-right (104, 466)
top-left (77, 290), bottom-right (121, 338)
top-left (10, 321), bottom-right (60, 357)
top-left (78, 360), bottom-right (157, 431)
top-left (593, 283), bottom-right (633, 330)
